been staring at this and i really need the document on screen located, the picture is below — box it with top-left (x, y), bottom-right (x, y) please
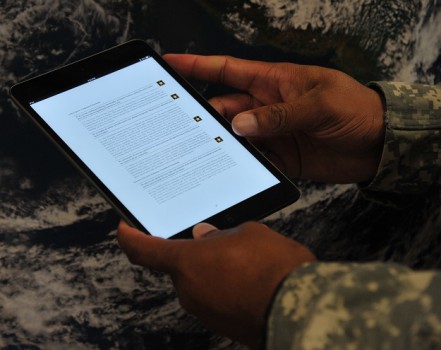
top-left (30, 57), bottom-right (280, 237)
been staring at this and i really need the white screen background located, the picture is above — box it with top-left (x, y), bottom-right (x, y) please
top-left (31, 58), bottom-right (279, 238)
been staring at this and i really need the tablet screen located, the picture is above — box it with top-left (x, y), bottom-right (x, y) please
top-left (29, 55), bottom-right (280, 238)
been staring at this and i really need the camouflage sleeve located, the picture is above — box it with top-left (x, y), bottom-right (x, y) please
top-left (266, 262), bottom-right (441, 350)
top-left (363, 82), bottom-right (441, 194)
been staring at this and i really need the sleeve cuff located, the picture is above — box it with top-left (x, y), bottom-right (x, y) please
top-left (361, 82), bottom-right (441, 194)
top-left (266, 261), bottom-right (441, 350)
top-left (266, 262), bottom-right (352, 350)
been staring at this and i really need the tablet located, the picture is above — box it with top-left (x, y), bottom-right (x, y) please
top-left (10, 40), bottom-right (300, 239)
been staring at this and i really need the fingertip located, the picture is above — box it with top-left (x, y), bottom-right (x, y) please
top-left (117, 220), bottom-right (145, 249)
top-left (232, 113), bottom-right (258, 136)
top-left (117, 221), bottom-right (178, 272)
top-left (208, 97), bottom-right (226, 116)
top-left (162, 53), bottom-right (181, 63)
top-left (192, 222), bottom-right (219, 239)
top-left (161, 54), bottom-right (197, 77)
top-left (117, 220), bottom-right (142, 238)
top-left (117, 219), bottom-right (130, 232)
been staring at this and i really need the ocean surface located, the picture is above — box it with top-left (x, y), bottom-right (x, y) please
top-left (1, 0), bottom-right (441, 348)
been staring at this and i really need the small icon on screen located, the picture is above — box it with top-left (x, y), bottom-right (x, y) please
top-left (194, 116), bottom-right (202, 122)
top-left (171, 93), bottom-right (180, 100)
top-left (157, 80), bottom-right (165, 86)
top-left (215, 136), bottom-right (224, 143)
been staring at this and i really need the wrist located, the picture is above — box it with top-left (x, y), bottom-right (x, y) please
top-left (364, 84), bottom-right (387, 181)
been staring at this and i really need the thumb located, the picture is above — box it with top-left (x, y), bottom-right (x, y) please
top-left (232, 99), bottom-right (319, 137)
top-left (192, 222), bottom-right (219, 239)
top-left (117, 221), bottom-right (181, 273)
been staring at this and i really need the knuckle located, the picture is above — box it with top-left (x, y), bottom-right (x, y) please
top-left (266, 104), bottom-right (290, 133)
top-left (316, 91), bottom-right (337, 115)
top-left (217, 55), bottom-right (232, 85)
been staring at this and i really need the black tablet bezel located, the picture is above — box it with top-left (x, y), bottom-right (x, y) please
top-left (10, 39), bottom-right (300, 239)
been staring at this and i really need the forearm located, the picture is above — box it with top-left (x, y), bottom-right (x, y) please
top-left (363, 82), bottom-right (441, 194)
top-left (266, 261), bottom-right (441, 350)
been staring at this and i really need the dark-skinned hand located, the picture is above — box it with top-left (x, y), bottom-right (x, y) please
top-left (163, 54), bottom-right (386, 184)
top-left (117, 221), bottom-right (316, 348)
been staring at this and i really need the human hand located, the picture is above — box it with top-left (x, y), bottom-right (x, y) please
top-left (163, 54), bottom-right (386, 184)
top-left (117, 221), bottom-right (316, 348)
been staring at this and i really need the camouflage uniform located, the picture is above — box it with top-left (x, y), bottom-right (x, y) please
top-left (266, 82), bottom-right (441, 350)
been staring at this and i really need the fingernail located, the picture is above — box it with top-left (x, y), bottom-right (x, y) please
top-left (192, 222), bottom-right (218, 239)
top-left (232, 113), bottom-right (258, 136)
